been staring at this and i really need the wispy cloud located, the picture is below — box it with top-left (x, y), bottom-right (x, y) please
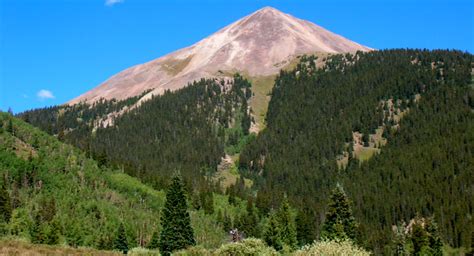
top-left (37, 89), bottom-right (55, 101)
top-left (105, 0), bottom-right (124, 6)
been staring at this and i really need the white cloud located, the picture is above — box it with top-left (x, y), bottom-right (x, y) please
top-left (37, 89), bottom-right (55, 100)
top-left (105, 0), bottom-right (124, 6)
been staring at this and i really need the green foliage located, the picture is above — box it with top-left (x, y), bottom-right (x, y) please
top-left (0, 182), bottom-right (11, 223)
top-left (19, 76), bottom-right (253, 191)
top-left (46, 217), bottom-right (62, 245)
top-left (321, 185), bottom-right (357, 241)
top-left (263, 212), bottom-right (282, 251)
top-left (8, 208), bottom-right (31, 237)
top-left (295, 206), bottom-right (316, 247)
top-left (113, 223), bottom-right (128, 254)
top-left (294, 239), bottom-right (371, 256)
top-left (276, 197), bottom-right (297, 249)
top-left (214, 238), bottom-right (278, 256)
top-left (425, 217), bottom-right (443, 256)
top-left (0, 113), bottom-right (237, 251)
top-left (406, 216), bottom-right (443, 256)
top-left (147, 230), bottom-right (159, 249)
top-left (239, 49), bottom-right (473, 252)
top-left (159, 175), bottom-right (195, 255)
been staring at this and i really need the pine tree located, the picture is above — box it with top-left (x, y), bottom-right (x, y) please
top-left (158, 174), bottom-right (195, 255)
top-left (296, 207), bottom-right (316, 246)
top-left (147, 230), bottom-right (159, 249)
top-left (202, 191), bottom-right (214, 215)
top-left (6, 119), bottom-right (13, 134)
top-left (410, 220), bottom-right (429, 256)
top-left (321, 184), bottom-right (357, 241)
top-left (0, 183), bottom-right (11, 223)
top-left (425, 217), bottom-right (443, 256)
top-left (223, 211), bottom-right (232, 232)
top-left (113, 223), bottom-right (128, 254)
top-left (264, 211), bottom-right (283, 251)
top-left (391, 223), bottom-right (407, 256)
top-left (243, 199), bottom-right (259, 238)
top-left (276, 197), bottom-right (297, 249)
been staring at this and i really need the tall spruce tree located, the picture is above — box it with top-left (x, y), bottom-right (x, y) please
top-left (264, 211), bottom-right (283, 251)
top-left (0, 183), bottom-right (11, 223)
top-left (296, 207), bottom-right (316, 246)
top-left (147, 230), bottom-right (159, 249)
top-left (321, 184), bottom-right (357, 241)
top-left (425, 217), bottom-right (443, 256)
top-left (276, 197), bottom-right (297, 249)
top-left (113, 223), bottom-right (128, 254)
top-left (158, 174), bottom-right (195, 255)
top-left (410, 220), bottom-right (429, 255)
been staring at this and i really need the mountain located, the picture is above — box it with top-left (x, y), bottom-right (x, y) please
top-left (17, 49), bottom-right (473, 254)
top-left (69, 7), bottom-right (371, 104)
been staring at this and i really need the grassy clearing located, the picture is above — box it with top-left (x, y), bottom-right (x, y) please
top-left (215, 154), bottom-right (253, 189)
top-left (0, 238), bottom-right (121, 256)
top-left (355, 147), bottom-right (380, 162)
top-left (248, 75), bottom-right (276, 131)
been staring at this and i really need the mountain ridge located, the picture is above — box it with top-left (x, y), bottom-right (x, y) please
top-left (69, 6), bottom-right (372, 104)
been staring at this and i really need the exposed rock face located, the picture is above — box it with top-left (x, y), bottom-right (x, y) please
top-left (69, 7), bottom-right (372, 104)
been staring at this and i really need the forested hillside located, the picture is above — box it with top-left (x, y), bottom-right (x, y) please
top-left (0, 112), bottom-right (247, 251)
top-left (19, 75), bottom-right (253, 189)
top-left (17, 49), bottom-right (473, 254)
top-left (239, 49), bottom-right (473, 253)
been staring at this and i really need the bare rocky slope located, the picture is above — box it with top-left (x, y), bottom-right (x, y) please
top-left (69, 6), bottom-right (372, 104)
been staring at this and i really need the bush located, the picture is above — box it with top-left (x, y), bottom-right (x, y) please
top-left (294, 239), bottom-right (371, 256)
top-left (214, 238), bottom-right (278, 256)
top-left (174, 246), bottom-right (211, 256)
top-left (128, 247), bottom-right (160, 255)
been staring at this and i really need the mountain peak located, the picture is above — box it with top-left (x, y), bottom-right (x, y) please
top-left (252, 6), bottom-right (282, 15)
top-left (69, 7), bottom-right (372, 104)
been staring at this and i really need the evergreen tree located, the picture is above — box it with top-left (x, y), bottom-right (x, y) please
top-left (202, 191), bottom-right (214, 215)
top-left (113, 223), bottom-right (128, 254)
top-left (321, 184), bottom-right (357, 241)
top-left (243, 199), bottom-right (259, 238)
top-left (264, 211), bottom-right (283, 251)
top-left (410, 220), bottom-right (429, 255)
top-left (0, 183), bottom-right (11, 223)
top-left (147, 230), bottom-right (159, 249)
top-left (391, 223), bottom-right (407, 256)
top-left (425, 217), bottom-right (443, 256)
top-left (6, 119), bottom-right (13, 134)
top-left (296, 207), bottom-right (316, 246)
top-left (222, 211), bottom-right (232, 232)
top-left (276, 197), bottom-right (297, 249)
top-left (158, 174), bottom-right (195, 255)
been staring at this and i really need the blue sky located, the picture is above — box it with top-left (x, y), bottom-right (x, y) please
top-left (1, 0), bottom-right (472, 113)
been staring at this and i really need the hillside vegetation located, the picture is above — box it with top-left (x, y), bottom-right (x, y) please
top-left (0, 112), bottom-right (247, 252)
top-left (239, 49), bottom-right (473, 253)
top-left (15, 49), bottom-right (474, 255)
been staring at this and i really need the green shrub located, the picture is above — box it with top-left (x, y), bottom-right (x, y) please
top-left (214, 238), bottom-right (278, 256)
top-left (174, 245), bottom-right (211, 256)
top-left (128, 247), bottom-right (160, 255)
top-left (294, 239), bottom-right (371, 256)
